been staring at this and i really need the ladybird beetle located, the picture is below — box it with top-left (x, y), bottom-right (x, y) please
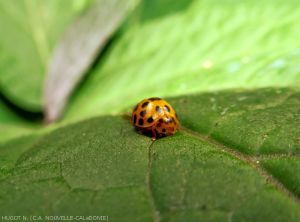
top-left (131, 97), bottom-right (179, 140)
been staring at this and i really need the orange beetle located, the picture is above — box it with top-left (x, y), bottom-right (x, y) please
top-left (131, 97), bottom-right (179, 140)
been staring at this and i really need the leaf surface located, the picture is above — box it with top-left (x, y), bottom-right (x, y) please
top-left (1, 88), bottom-right (299, 221)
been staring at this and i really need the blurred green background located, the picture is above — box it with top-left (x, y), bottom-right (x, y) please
top-left (0, 0), bottom-right (300, 142)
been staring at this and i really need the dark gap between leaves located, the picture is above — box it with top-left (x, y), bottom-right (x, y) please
top-left (0, 88), bottom-right (43, 122)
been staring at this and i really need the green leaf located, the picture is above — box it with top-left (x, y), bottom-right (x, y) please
top-left (44, 0), bottom-right (136, 122)
top-left (0, 124), bottom-right (34, 144)
top-left (0, 0), bottom-right (92, 111)
top-left (64, 0), bottom-right (300, 121)
top-left (1, 88), bottom-right (299, 221)
top-left (169, 87), bottom-right (300, 155)
top-left (0, 134), bottom-right (39, 177)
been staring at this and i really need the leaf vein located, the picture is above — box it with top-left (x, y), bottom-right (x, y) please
top-left (145, 141), bottom-right (161, 222)
top-left (181, 126), bottom-right (300, 207)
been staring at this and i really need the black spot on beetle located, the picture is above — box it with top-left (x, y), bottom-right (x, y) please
top-left (156, 106), bottom-right (162, 113)
top-left (164, 105), bottom-right (170, 112)
top-left (138, 118), bottom-right (144, 126)
top-left (147, 117), bottom-right (154, 123)
top-left (162, 128), bottom-right (166, 133)
top-left (142, 101), bottom-right (149, 108)
top-left (133, 114), bottom-right (137, 124)
top-left (149, 97), bottom-right (161, 101)
top-left (140, 110), bottom-right (146, 117)
top-left (159, 118), bottom-right (164, 123)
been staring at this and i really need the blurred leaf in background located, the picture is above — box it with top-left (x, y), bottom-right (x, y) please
top-left (0, 0), bottom-right (93, 111)
top-left (1, 0), bottom-right (300, 124)
top-left (64, 0), bottom-right (300, 121)
top-left (44, 0), bottom-right (136, 122)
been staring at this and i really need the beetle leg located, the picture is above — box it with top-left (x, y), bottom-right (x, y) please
top-left (151, 125), bottom-right (157, 141)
